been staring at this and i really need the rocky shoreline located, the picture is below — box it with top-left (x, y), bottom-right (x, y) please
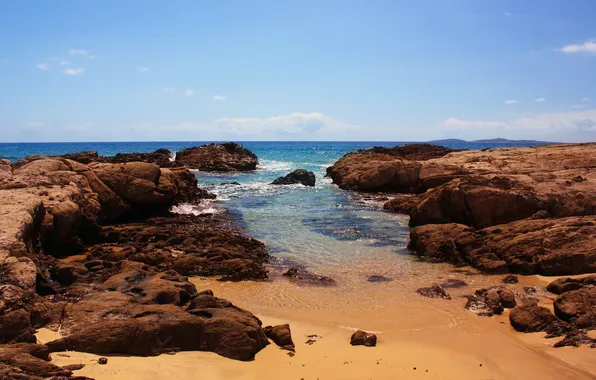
top-left (328, 142), bottom-right (595, 347)
top-left (0, 143), bottom-right (273, 379)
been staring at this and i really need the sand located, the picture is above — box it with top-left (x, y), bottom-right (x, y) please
top-left (40, 265), bottom-right (596, 380)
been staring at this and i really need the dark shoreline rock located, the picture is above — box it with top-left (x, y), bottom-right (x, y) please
top-left (272, 169), bottom-right (316, 187)
top-left (175, 143), bottom-right (258, 172)
top-left (264, 324), bottom-right (295, 351)
top-left (350, 330), bottom-right (377, 347)
top-left (0, 150), bottom-right (272, 372)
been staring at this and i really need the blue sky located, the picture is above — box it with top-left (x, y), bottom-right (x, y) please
top-left (1, 0), bottom-right (595, 142)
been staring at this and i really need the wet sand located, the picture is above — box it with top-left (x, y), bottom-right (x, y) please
top-left (40, 261), bottom-right (596, 380)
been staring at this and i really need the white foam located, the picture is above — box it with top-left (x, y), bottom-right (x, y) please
top-left (258, 160), bottom-right (295, 172)
top-left (169, 150), bottom-right (176, 162)
top-left (171, 203), bottom-right (224, 216)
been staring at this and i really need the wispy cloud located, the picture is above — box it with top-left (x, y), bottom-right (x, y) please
top-left (583, 97), bottom-right (590, 102)
top-left (559, 41), bottom-right (596, 54)
top-left (441, 109), bottom-right (596, 133)
top-left (24, 121), bottom-right (43, 127)
top-left (213, 95), bottom-right (228, 101)
top-left (163, 87), bottom-right (176, 93)
top-left (570, 104), bottom-right (587, 109)
top-left (59, 60), bottom-right (71, 66)
top-left (504, 99), bottom-right (518, 105)
top-left (68, 49), bottom-right (88, 56)
top-left (137, 66), bottom-right (150, 72)
top-left (36, 62), bottom-right (50, 71)
top-left (184, 89), bottom-right (195, 96)
top-left (534, 98), bottom-right (546, 103)
top-left (63, 68), bottom-right (84, 76)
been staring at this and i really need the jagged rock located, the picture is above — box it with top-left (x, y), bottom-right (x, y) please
top-left (350, 330), bottom-right (377, 347)
top-left (503, 274), bottom-right (519, 284)
top-left (271, 169), bottom-right (316, 186)
top-left (465, 287), bottom-right (516, 316)
top-left (175, 143), bottom-right (258, 171)
top-left (264, 324), bottom-right (295, 351)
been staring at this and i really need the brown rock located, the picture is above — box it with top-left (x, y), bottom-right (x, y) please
top-left (553, 287), bottom-right (596, 329)
top-left (264, 324), bottom-right (295, 351)
top-left (547, 275), bottom-right (596, 294)
top-left (282, 267), bottom-right (336, 287)
top-left (350, 330), bottom-right (377, 347)
top-left (509, 305), bottom-right (571, 336)
top-left (464, 287), bottom-right (516, 316)
top-left (175, 143), bottom-right (258, 172)
top-left (502, 274), bottom-right (519, 284)
top-left (98, 357), bottom-right (108, 365)
top-left (416, 285), bottom-right (451, 300)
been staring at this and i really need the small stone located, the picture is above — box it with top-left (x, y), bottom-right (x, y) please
top-left (98, 357), bottom-right (108, 365)
top-left (502, 274), bottom-right (519, 284)
top-left (350, 330), bottom-right (377, 347)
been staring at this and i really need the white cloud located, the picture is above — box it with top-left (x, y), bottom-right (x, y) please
top-left (24, 121), bottom-right (43, 127)
top-left (63, 68), bottom-right (84, 76)
top-left (59, 60), bottom-right (71, 65)
top-left (504, 99), bottom-right (518, 104)
top-left (440, 118), bottom-right (505, 129)
top-left (163, 87), bottom-right (176, 92)
top-left (36, 63), bottom-right (50, 71)
top-left (559, 41), bottom-right (596, 54)
top-left (137, 66), bottom-right (150, 72)
top-left (582, 97), bottom-right (590, 102)
top-left (534, 98), bottom-right (546, 103)
top-left (215, 112), bottom-right (362, 135)
top-left (68, 49), bottom-right (88, 56)
top-left (184, 89), bottom-right (195, 96)
top-left (87, 55), bottom-right (97, 60)
top-left (213, 95), bottom-right (228, 101)
top-left (570, 104), bottom-right (587, 109)
top-left (441, 109), bottom-right (596, 133)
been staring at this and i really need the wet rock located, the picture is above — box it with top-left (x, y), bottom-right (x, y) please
top-left (465, 287), bottom-right (516, 316)
top-left (554, 330), bottom-right (596, 348)
top-left (547, 275), bottom-right (596, 295)
top-left (553, 287), bottom-right (596, 329)
top-left (502, 274), bottom-right (519, 284)
top-left (282, 267), bottom-right (336, 287)
top-left (416, 285), bottom-right (451, 300)
top-left (509, 305), bottom-right (571, 336)
top-left (350, 330), bottom-right (377, 347)
top-left (0, 343), bottom-right (75, 379)
top-left (49, 262), bottom-right (89, 286)
top-left (271, 169), bottom-right (316, 187)
top-left (440, 279), bottom-right (468, 289)
top-left (175, 143), bottom-right (258, 172)
top-left (367, 275), bottom-right (393, 283)
top-left (264, 324), bottom-right (295, 351)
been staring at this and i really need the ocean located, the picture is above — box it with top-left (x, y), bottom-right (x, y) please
top-left (0, 140), bottom-right (549, 271)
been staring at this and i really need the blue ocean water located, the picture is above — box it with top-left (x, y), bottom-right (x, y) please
top-left (0, 140), bottom-right (550, 270)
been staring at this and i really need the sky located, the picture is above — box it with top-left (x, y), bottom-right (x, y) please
top-left (1, 0), bottom-right (596, 142)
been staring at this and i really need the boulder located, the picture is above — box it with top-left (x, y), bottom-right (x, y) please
top-left (547, 275), bottom-right (596, 295)
top-left (271, 169), bottom-right (316, 186)
top-left (264, 324), bottom-right (295, 351)
top-left (509, 305), bottom-right (571, 336)
top-left (416, 285), bottom-right (451, 300)
top-left (350, 330), bottom-right (377, 347)
top-left (553, 287), bottom-right (596, 329)
top-left (464, 287), bottom-right (516, 316)
top-left (175, 143), bottom-right (258, 172)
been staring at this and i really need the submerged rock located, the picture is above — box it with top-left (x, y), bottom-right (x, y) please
top-left (367, 275), bottom-right (393, 283)
top-left (271, 169), bottom-right (316, 186)
top-left (350, 330), bottom-right (377, 347)
top-left (416, 285), bottom-right (451, 300)
top-left (175, 143), bottom-right (258, 171)
top-left (282, 267), bottom-right (336, 287)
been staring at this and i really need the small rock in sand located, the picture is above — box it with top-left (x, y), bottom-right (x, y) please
top-left (350, 330), bottom-right (377, 347)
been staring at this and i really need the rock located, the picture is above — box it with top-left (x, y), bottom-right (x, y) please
top-left (554, 330), bottom-right (596, 348)
top-left (350, 330), bottom-right (377, 347)
top-left (0, 343), bottom-right (78, 379)
top-left (440, 279), bottom-right (468, 288)
top-left (271, 169), bottom-right (316, 186)
top-left (49, 262), bottom-right (89, 286)
top-left (46, 290), bottom-right (268, 361)
top-left (547, 275), bottom-right (596, 294)
top-left (264, 324), bottom-right (295, 351)
top-left (175, 143), bottom-right (258, 171)
top-left (62, 151), bottom-right (99, 164)
top-left (416, 285), bottom-right (451, 300)
top-left (464, 287), bottom-right (516, 316)
top-left (62, 363), bottom-right (85, 371)
top-left (282, 267), bottom-right (336, 287)
top-left (327, 144), bottom-right (456, 192)
top-left (503, 274), bottom-right (519, 284)
top-left (509, 305), bottom-right (571, 336)
top-left (553, 287), bottom-right (596, 329)
top-left (98, 357), bottom-right (108, 365)
top-left (367, 275), bottom-right (393, 283)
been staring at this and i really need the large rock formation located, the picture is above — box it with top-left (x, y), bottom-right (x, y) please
top-left (0, 153), bottom-right (271, 374)
top-left (272, 169), bottom-right (316, 186)
top-left (175, 143), bottom-right (258, 171)
top-left (331, 143), bottom-right (596, 276)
